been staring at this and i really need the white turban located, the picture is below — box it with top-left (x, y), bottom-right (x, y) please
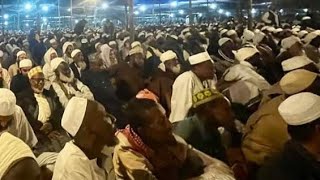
top-left (71, 49), bottom-right (81, 58)
top-left (0, 88), bottom-right (16, 116)
top-left (253, 31), bottom-right (266, 45)
top-left (218, 38), bottom-right (232, 47)
top-left (62, 42), bottom-right (73, 54)
top-left (131, 41), bottom-right (142, 49)
top-left (298, 30), bottom-right (308, 39)
top-left (44, 48), bottom-right (57, 64)
top-left (304, 32), bottom-right (319, 45)
top-left (281, 36), bottom-right (301, 50)
top-left (189, 51), bottom-right (213, 65)
top-left (281, 56), bottom-right (313, 72)
top-left (19, 59), bottom-right (32, 68)
top-left (160, 50), bottom-right (177, 63)
top-left (241, 29), bottom-right (254, 43)
top-left (16, 51), bottom-right (26, 58)
top-left (50, 57), bottom-right (65, 71)
top-left (0, 132), bottom-right (36, 178)
top-left (49, 39), bottom-right (57, 44)
top-left (61, 97), bottom-right (88, 137)
top-left (226, 30), bottom-right (237, 37)
top-left (129, 46), bottom-right (144, 56)
top-left (233, 47), bottom-right (259, 62)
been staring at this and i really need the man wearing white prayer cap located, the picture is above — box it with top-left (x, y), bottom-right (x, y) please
top-left (52, 97), bottom-right (117, 180)
top-left (258, 92), bottom-right (320, 180)
top-left (242, 69), bottom-right (320, 166)
top-left (62, 42), bottom-right (74, 64)
top-left (10, 59), bottom-right (33, 94)
top-left (0, 88), bottom-right (38, 148)
top-left (226, 29), bottom-right (241, 48)
top-left (169, 51), bottom-right (216, 123)
top-left (147, 50), bottom-right (181, 113)
top-left (241, 29), bottom-right (255, 45)
top-left (70, 49), bottom-right (86, 79)
top-left (50, 58), bottom-right (94, 108)
top-left (0, 132), bottom-right (39, 180)
top-left (8, 50), bottom-right (27, 78)
top-left (281, 56), bottom-right (318, 73)
top-left (304, 32), bottom-right (320, 64)
top-left (281, 36), bottom-right (304, 58)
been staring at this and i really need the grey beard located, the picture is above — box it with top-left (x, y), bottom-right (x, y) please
top-left (76, 61), bottom-right (87, 70)
top-left (59, 71), bottom-right (74, 83)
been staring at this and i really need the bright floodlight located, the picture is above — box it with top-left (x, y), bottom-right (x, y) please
top-left (42, 5), bottom-right (49, 12)
top-left (4, 21), bottom-right (8, 26)
top-left (251, 8), bottom-right (256, 14)
top-left (25, 15), bottom-right (29, 18)
top-left (26, 23), bottom-right (29, 27)
top-left (25, 3), bottom-right (32, 10)
top-left (279, 9), bottom-right (284, 13)
top-left (3, 14), bottom-right (9, 19)
top-left (198, 13), bottom-right (203, 17)
top-left (139, 5), bottom-right (146, 12)
top-left (134, 11), bottom-right (139, 15)
top-left (102, 3), bottom-right (109, 9)
top-left (210, 4), bottom-right (217, 9)
top-left (178, 10), bottom-right (184, 15)
top-left (43, 17), bottom-right (47, 22)
top-left (67, 8), bottom-right (71, 12)
top-left (170, 1), bottom-right (178, 8)
top-left (225, 11), bottom-right (231, 16)
top-left (169, 13), bottom-right (174, 18)
top-left (218, 9), bottom-right (224, 14)
top-left (75, 20), bottom-right (79, 23)
top-left (303, 8), bottom-right (308, 12)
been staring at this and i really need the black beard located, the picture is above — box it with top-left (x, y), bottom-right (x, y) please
top-left (0, 79), bottom-right (3, 88)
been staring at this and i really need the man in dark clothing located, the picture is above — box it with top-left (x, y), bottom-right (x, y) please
top-left (70, 49), bottom-right (86, 80)
top-left (258, 92), bottom-right (320, 180)
top-left (10, 59), bottom-right (32, 95)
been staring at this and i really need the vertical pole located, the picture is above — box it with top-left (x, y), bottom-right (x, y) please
top-left (58, 0), bottom-right (61, 29)
top-left (17, 0), bottom-right (20, 30)
top-left (70, 0), bottom-right (73, 29)
top-left (159, 1), bottom-right (161, 24)
top-left (128, 0), bottom-right (134, 42)
top-left (125, 3), bottom-right (128, 30)
top-left (1, 0), bottom-right (4, 34)
top-left (247, 0), bottom-right (253, 30)
top-left (189, 0), bottom-right (193, 25)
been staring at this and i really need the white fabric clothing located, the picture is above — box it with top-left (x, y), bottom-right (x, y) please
top-left (34, 93), bottom-right (51, 124)
top-left (223, 64), bottom-right (271, 91)
top-left (52, 141), bottom-right (106, 180)
top-left (169, 71), bottom-right (216, 123)
top-left (52, 79), bottom-right (94, 108)
top-left (100, 44), bottom-right (118, 68)
top-left (63, 54), bottom-right (74, 64)
top-left (0, 68), bottom-right (11, 89)
top-left (4, 105), bottom-right (38, 148)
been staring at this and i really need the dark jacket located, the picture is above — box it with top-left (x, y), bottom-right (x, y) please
top-left (258, 140), bottom-right (320, 180)
top-left (10, 73), bottom-right (31, 95)
top-left (70, 62), bottom-right (81, 80)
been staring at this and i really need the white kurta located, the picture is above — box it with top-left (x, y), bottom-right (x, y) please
top-left (52, 141), bottom-right (106, 180)
top-left (5, 105), bottom-right (38, 148)
top-left (1, 68), bottom-right (11, 89)
top-left (169, 71), bottom-right (216, 123)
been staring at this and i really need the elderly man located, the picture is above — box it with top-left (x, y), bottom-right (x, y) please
top-left (51, 58), bottom-right (94, 108)
top-left (258, 93), bottom-right (320, 180)
top-left (0, 132), bottom-right (40, 180)
top-left (70, 49), bottom-right (86, 80)
top-left (50, 38), bottom-right (63, 57)
top-left (147, 50), bottom-right (181, 114)
top-left (108, 45), bottom-right (145, 102)
top-left (242, 69), bottom-right (320, 168)
top-left (62, 42), bottom-right (74, 64)
top-left (10, 59), bottom-right (33, 94)
top-left (52, 97), bottom-right (117, 180)
top-left (169, 51), bottom-right (216, 124)
top-left (0, 63), bottom-right (11, 88)
top-left (43, 48), bottom-right (58, 89)
top-left (214, 37), bottom-right (236, 79)
top-left (8, 50), bottom-right (27, 78)
top-left (114, 97), bottom-right (235, 179)
top-left (0, 88), bottom-right (38, 148)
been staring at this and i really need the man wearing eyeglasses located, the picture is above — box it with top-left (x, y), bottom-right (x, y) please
top-left (10, 58), bottom-right (33, 94)
top-left (0, 88), bottom-right (38, 148)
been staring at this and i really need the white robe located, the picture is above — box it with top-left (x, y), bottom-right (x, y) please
top-left (169, 71), bottom-right (216, 123)
top-left (1, 68), bottom-right (11, 89)
top-left (52, 141), bottom-right (106, 180)
top-left (5, 105), bottom-right (38, 148)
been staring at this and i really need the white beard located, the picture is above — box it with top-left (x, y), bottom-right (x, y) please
top-left (76, 61), bottom-right (87, 70)
top-left (169, 64), bottom-right (181, 75)
top-left (59, 71), bottom-right (74, 83)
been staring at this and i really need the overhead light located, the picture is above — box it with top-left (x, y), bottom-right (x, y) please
top-left (303, 8), bottom-right (308, 13)
top-left (210, 4), bottom-right (217, 9)
top-left (134, 11), bottom-right (140, 15)
top-left (3, 14), bottom-right (9, 19)
top-left (279, 9), bottom-right (284, 13)
top-left (170, 1), bottom-right (178, 8)
top-left (25, 15), bottom-right (29, 18)
top-left (198, 13), bottom-right (203, 17)
top-left (225, 11), bottom-right (231, 16)
top-left (67, 8), bottom-right (71, 12)
top-left (139, 5), bottom-right (146, 12)
top-left (75, 20), bottom-right (79, 23)
top-left (178, 10), bottom-right (184, 15)
top-left (251, 8), bottom-right (256, 14)
top-left (43, 17), bottom-right (47, 22)
top-left (25, 3), bottom-right (32, 11)
top-left (102, 3), bottom-right (109, 9)
top-left (26, 23), bottom-right (29, 27)
top-left (218, 9), bottom-right (224, 14)
top-left (42, 5), bottom-right (49, 12)
top-left (169, 13), bottom-right (174, 18)
top-left (4, 21), bottom-right (8, 26)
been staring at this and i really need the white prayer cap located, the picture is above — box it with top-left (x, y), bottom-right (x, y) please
top-left (278, 92), bottom-right (320, 126)
top-left (72, 34), bottom-right (77, 38)
top-left (170, 35), bottom-right (178, 40)
top-left (281, 56), bottom-right (313, 72)
top-left (19, 59), bottom-right (32, 68)
top-left (185, 32), bottom-right (192, 38)
top-left (267, 26), bottom-right (276, 32)
top-left (160, 50), bottom-right (177, 63)
top-left (0, 132), bottom-right (36, 178)
top-left (226, 30), bottom-right (237, 37)
top-left (61, 97), bottom-right (88, 137)
top-left (81, 38), bottom-right (88, 44)
top-left (233, 47), bottom-right (259, 62)
top-left (304, 32), bottom-right (319, 45)
top-left (273, 28), bottom-right (283, 34)
top-left (108, 41), bottom-right (117, 47)
top-left (0, 50), bottom-right (4, 58)
top-left (219, 29), bottom-right (228, 37)
top-left (242, 29), bottom-right (254, 41)
top-left (131, 41), bottom-right (141, 49)
top-left (146, 33), bottom-right (154, 39)
top-left (138, 32), bottom-right (145, 38)
top-left (280, 69), bottom-right (318, 95)
top-left (218, 37), bottom-right (232, 47)
top-left (189, 51), bottom-right (212, 65)
top-left (156, 34), bottom-right (163, 40)
top-left (71, 49), bottom-right (81, 58)
top-left (60, 37), bottom-right (66, 42)
top-left (36, 152), bottom-right (57, 172)
top-left (0, 88), bottom-right (15, 117)
top-left (253, 31), bottom-right (266, 45)
top-left (50, 57), bottom-right (65, 71)
top-left (298, 30), bottom-right (309, 39)
top-left (62, 42), bottom-right (73, 54)
top-left (281, 36), bottom-right (301, 50)
top-left (95, 42), bottom-right (102, 50)
top-left (49, 39), bottom-right (57, 44)
top-left (16, 50), bottom-right (26, 58)
top-left (181, 27), bottom-right (190, 34)
top-left (43, 38), bottom-right (48, 43)
top-left (129, 46), bottom-right (144, 56)
top-left (302, 16), bottom-right (311, 21)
